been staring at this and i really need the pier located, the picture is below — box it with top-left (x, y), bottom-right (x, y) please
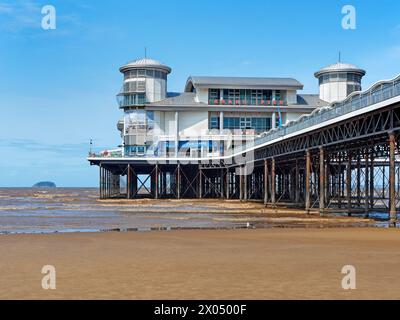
top-left (89, 76), bottom-right (400, 223)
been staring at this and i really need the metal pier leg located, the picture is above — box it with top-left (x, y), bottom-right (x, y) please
top-left (389, 132), bottom-right (397, 225)
top-left (346, 154), bottom-right (352, 215)
top-left (370, 152), bottom-right (374, 210)
top-left (127, 167), bottom-right (131, 199)
top-left (271, 158), bottom-right (276, 207)
top-left (338, 156), bottom-right (342, 208)
top-left (199, 166), bottom-right (203, 199)
top-left (305, 150), bottom-right (311, 213)
top-left (220, 168), bottom-right (225, 199)
top-left (295, 159), bottom-right (300, 205)
top-left (264, 159), bottom-right (269, 205)
top-left (105, 169), bottom-right (108, 199)
top-left (319, 147), bottom-right (325, 216)
top-left (357, 156), bottom-right (361, 207)
top-left (243, 165), bottom-right (248, 201)
top-left (365, 152), bottom-right (370, 215)
top-left (177, 163), bottom-right (181, 199)
top-left (99, 164), bottom-right (103, 199)
top-left (226, 168), bottom-right (230, 199)
top-left (155, 164), bottom-right (159, 199)
top-left (239, 166), bottom-right (243, 201)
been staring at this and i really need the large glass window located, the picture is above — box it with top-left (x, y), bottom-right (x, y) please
top-left (216, 89), bottom-right (273, 104)
top-left (210, 117), bottom-right (272, 133)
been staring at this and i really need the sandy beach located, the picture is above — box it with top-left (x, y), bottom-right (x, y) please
top-left (1, 228), bottom-right (399, 300)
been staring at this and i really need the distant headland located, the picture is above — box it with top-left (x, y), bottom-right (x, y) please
top-left (32, 181), bottom-right (56, 188)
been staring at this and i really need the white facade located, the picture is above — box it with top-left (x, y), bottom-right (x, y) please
top-left (117, 58), bottom-right (364, 157)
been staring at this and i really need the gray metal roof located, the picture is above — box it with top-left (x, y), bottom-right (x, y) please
top-left (296, 94), bottom-right (329, 107)
top-left (185, 76), bottom-right (303, 91)
top-left (146, 92), bottom-right (327, 110)
top-left (147, 92), bottom-right (205, 106)
top-left (119, 58), bottom-right (171, 74)
top-left (314, 62), bottom-right (366, 78)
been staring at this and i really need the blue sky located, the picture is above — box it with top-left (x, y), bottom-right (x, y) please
top-left (0, 0), bottom-right (399, 187)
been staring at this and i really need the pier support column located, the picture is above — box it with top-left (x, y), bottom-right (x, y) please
top-left (239, 166), bottom-right (244, 201)
top-left (319, 147), bottom-right (325, 216)
top-left (199, 166), bottom-right (203, 199)
top-left (99, 164), bottom-right (103, 199)
top-left (389, 132), bottom-right (397, 225)
top-left (127, 165), bottom-right (131, 199)
top-left (295, 159), bottom-right (300, 204)
top-left (243, 165), bottom-right (248, 201)
top-left (338, 156), bottom-right (342, 208)
top-left (220, 168), bottom-right (225, 199)
top-left (305, 150), bottom-right (311, 213)
top-left (346, 154), bottom-right (352, 215)
top-left (105, 169), bottom-right (109, 199)
top-left (364, 152), bottom-right (370, 215)
top-left (226, 169), bottom-right (230, 199)
top-left (176, 163), bottom-right (181, 199)
top-left (264, 159), bottom-right (269, 205)
top-left (356, 156), bottom-right (361, 207)
top-left (154, 164), bottom-right (159, 199)
top-left (271, 158), bottom-right (276, 207)
top-left (370, 152), bottom-right (374, 210)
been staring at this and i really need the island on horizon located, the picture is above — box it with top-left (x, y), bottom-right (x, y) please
top-left (32, 181), bottom-right (56, 188)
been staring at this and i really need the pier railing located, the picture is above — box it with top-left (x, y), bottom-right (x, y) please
top-left (231, 75), bottom-right (400, 155)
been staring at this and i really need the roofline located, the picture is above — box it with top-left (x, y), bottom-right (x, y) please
top-left (119, 64), bottom-right (171, 74)
top-left (185, 76), bottom-right (304, 92)
top-left (314, 68), bottom-right (366, 78)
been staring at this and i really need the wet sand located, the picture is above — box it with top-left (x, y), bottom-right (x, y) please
top-left (0, 188), bottom-right (384, 234)
top-left (1, 228), bottom-right (400, 299)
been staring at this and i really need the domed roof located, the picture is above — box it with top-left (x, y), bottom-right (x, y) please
top-left (314, 62), bottom-right (366, 78)
top-left (119, 58), bottom-right (171, 74)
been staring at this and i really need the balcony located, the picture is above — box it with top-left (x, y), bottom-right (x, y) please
top-left (208, 99), bottom-right (287, 106)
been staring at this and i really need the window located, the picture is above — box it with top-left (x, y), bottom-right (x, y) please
top-left (138, 69), bottom-right (145, 77)
top-left (223, 89), bottom-right (240, 102)
top-left (347, 84), bottom-right (361, 96)
top-left (137, 81), bottom-right (146, 91)
top-left (209, 89), bottom-right (220, 101)
top-left (210, 117), bottom-right (220, 129)
top-left (147, 111), bottom-right (154, 130)
top-left (146, 70), bottom-right (154, 77)
top-left (275, 90), bottom-right (281, 101)
top-left (137, 93), bottom-right (146, 104)
top-left (223, 117), bottom-right (240, 129)
top-left (218, 117), bottom-right (271, 133)
top-left (251, 118), bottom-right (271, 132)
top-left (330, 73), bottom-right (338, 81)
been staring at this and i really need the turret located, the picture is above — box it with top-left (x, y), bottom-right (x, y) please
top-left (117, 58), bottom-right (171, 108)
top-left (315, 62), bottom-right (366, 103)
